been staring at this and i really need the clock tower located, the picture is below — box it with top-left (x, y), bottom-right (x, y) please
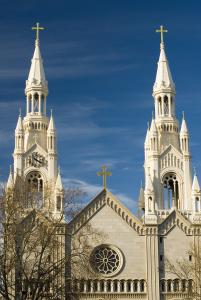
top-left (8, 23), bottom-right (64, 217)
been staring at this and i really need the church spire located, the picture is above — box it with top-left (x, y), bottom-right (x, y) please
top-left (25, 23), bottom-right (48, 117)
top-left (153, 26), bottom-right (175, 96)
top-left (25, 23), bottom-right (48, 94)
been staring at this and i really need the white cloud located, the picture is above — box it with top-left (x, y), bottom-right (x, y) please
top-left (62, 178), bottom-right (101, 198)
top-left (62, 177), bottom-right (136, 213)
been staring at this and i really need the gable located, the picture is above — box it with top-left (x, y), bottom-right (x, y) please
top-left (160, 144), bottom-right (183, 174)
top-left (25, 143), bottom-right (47, 157)
top-left (159, 209), bottom-right (193, 236)
top-left (68, 189), bottom-right (144, 236)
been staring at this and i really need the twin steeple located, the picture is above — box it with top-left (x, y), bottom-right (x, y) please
top-left (10, 23), bottom-right (64, 217)
top-left (143, 25), bottom-right (194, 219)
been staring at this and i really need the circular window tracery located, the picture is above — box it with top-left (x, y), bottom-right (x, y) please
top-left (91, 245), bottom-right (123, 277)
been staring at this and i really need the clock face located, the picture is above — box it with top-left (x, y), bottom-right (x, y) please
top-left (27, 152), bottom-right (46, 168)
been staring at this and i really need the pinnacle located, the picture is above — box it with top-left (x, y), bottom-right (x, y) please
top-left (180, 114), bottom-right (188, 134)
top-left (55, 169), bottom-right (63, 191)
top-left (48, 111), bottom-right (56, 132)
top-left (15, 114), bottom-right (23, 132)
top-left (192, 173), bottom-right (200, 192)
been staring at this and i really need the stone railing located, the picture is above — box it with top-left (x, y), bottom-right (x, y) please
top-left (67, 279), bottom-right (146, 294)
top-left (160, 278), bottom-right (193, 294)
top-left (157, 209), bottom-right (171, 221)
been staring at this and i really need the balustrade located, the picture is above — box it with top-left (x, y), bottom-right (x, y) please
top-left (67, 279), bottom-right (146, 294)
top-left (160, 279), bottom-right (193, 294)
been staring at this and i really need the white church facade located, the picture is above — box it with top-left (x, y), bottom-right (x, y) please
top-left (6, 24), bottom-right (201, 300)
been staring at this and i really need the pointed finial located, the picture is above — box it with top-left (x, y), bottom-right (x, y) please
top-left (194, 166), bottom-right (197, 176)
top-left (182, 111), bottom-right (185, 120)
top-left (50, 109), bottom-right (53, 117)
top-left (152, 111), bottom-right (154, 119)
top-left (156, 25), bottom-right (168, 47)
top-left (10, 165), bottom-right (12, 173)
top-left (32, 22), bottom-right (44, 45)
top-left (147, 121), bottom-right (150, 130)
top-left (19, 107), bottom-right (22, 117)
top-left (58, 165), bottom-right (61, 174)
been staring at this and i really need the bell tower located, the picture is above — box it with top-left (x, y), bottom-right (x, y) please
top-left (10, 23), bottom-right (64, 218)
top-left (144, 26), bottom-right (193, 220)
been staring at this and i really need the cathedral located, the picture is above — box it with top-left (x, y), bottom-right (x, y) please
top-left (5, 24), bottom-right (201, 300)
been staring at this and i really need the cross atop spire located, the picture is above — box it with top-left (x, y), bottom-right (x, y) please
top-left (97, 166), bottom-right (112, 190)
top-left (32, 22), bottom-right (44, 45)
top-left (156, 25), bottom-right (168, 45)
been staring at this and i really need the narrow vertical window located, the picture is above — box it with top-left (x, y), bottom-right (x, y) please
top-left (164, 96), bottom-right (169, 115)
top-left (34, 93), bottom-right (39, 112)
top-left (57, 196), bottom-right (62, 211)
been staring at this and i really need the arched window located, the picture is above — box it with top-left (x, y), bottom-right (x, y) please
top-left (163, 173), bottom-right (179, 209)
top-left (33, 93), bottom-right (39, 112)
top-left (26, 171), bottom-right (43, 208)
top-left (164, 96), bottom-right (169, 115)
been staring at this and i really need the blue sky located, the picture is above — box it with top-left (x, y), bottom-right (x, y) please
top-left (1, 0), bottom-right (201, 212)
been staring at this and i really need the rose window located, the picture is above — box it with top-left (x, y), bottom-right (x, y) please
top-left (91, 245), bottom-right (123, 276)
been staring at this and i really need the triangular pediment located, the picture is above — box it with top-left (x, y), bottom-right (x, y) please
top-left (68, 189), bottom-right (144, 236)
top-left (160, 145), bottom-right (183, 173)
top-left (160, 144), bottom-right (182, 158)
top-left (25, 143), bottom-right (47, 158)
top-left (159, 209), bottom-right (192, 236)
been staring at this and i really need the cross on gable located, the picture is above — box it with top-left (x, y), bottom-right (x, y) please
top-left (97, 166), bottom-right (112, 190)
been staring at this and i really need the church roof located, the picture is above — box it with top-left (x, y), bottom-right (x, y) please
top-left (153, 42), bottom-right (175, 95)
top-left (68, 189), bottom-right (144, 235)
top-left (25, 37), bottom-right (48, 92)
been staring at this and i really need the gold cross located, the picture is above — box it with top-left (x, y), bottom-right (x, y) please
top-left (156, 25), bottom-right (168, 44)
top-left (32, 22), bottom-right (44, 42)
top-left (97, 166), bottom-right (112, 190)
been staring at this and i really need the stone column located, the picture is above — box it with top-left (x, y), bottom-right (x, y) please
top-left (146, 228), bottom-right (160, 300)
